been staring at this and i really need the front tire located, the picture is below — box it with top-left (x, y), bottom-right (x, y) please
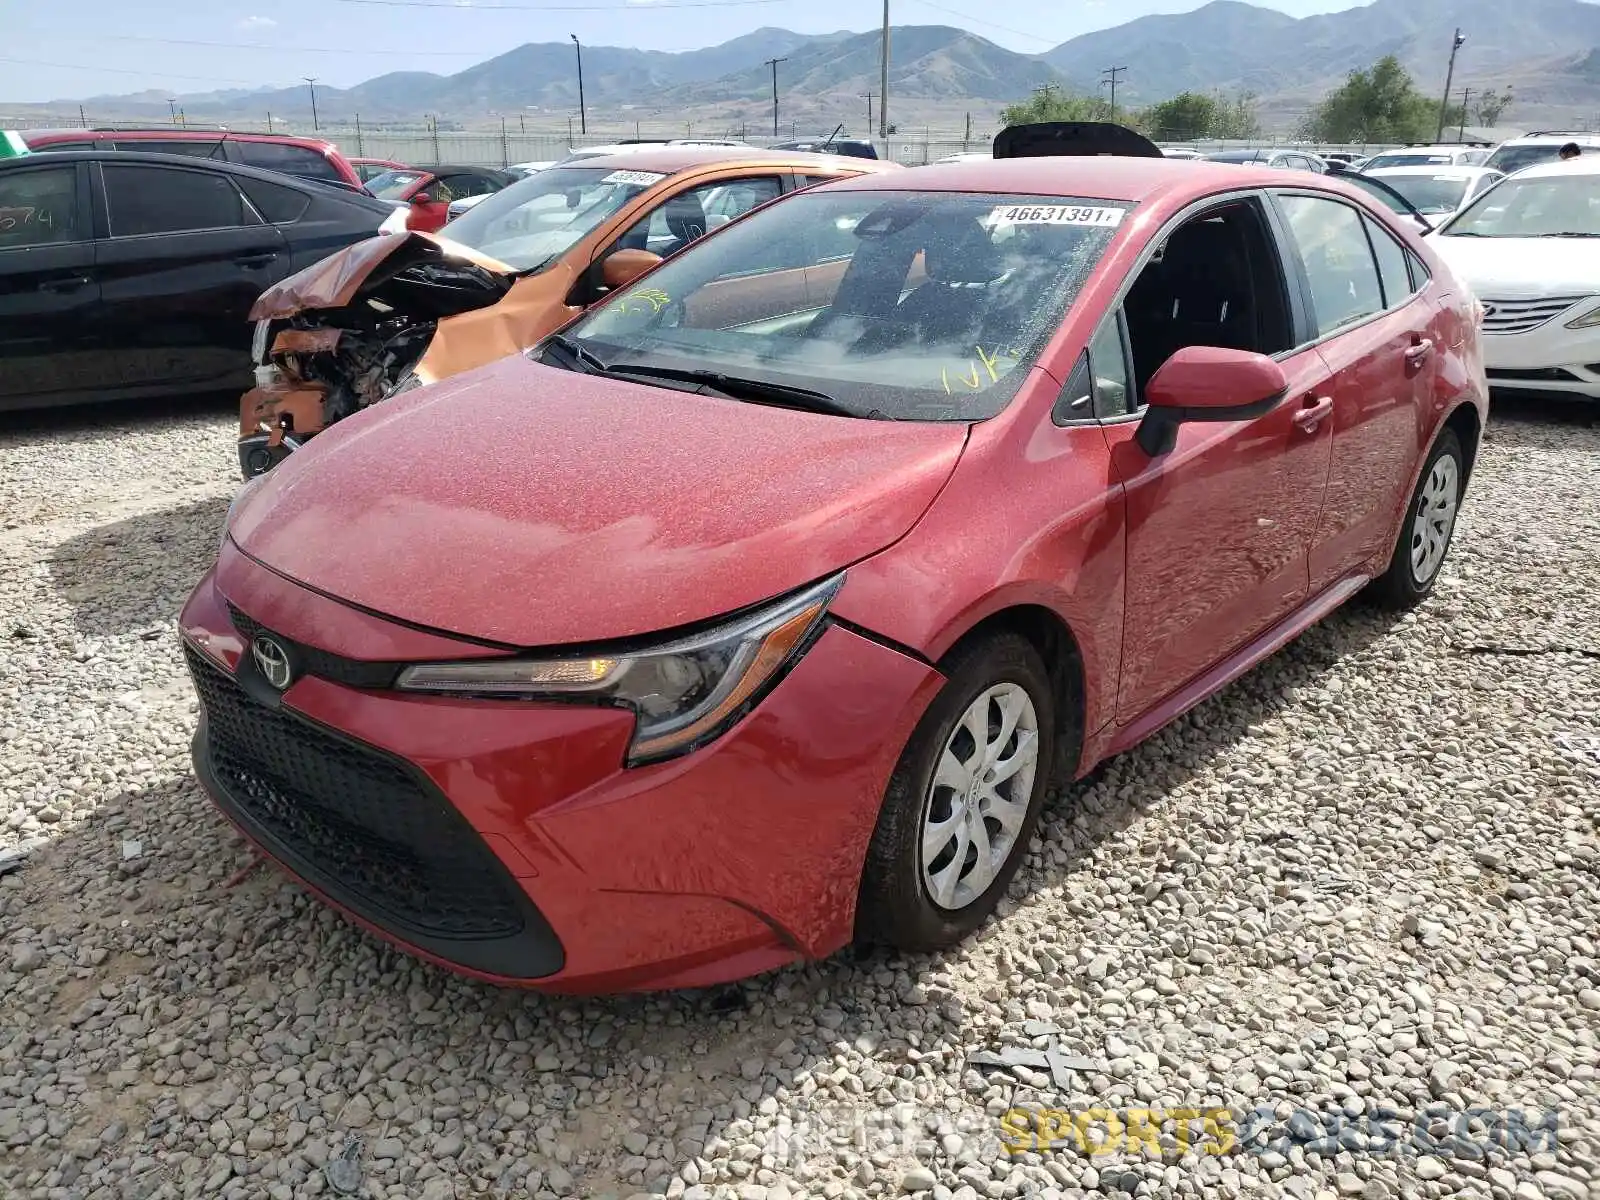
top-left (1367, 427), bottom-right (1464, 610)
top-left (856, 632), bottom-right (1057, 952)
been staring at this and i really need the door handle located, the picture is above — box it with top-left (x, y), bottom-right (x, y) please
top-left (234, 251), bottom-right (279, 268)
top-left (1292, 395), bottom-right (1334, 432)
top-left (37, 274), bottom-right (91, 293)
top-left (1404, 337), bottom-right (1434, 364)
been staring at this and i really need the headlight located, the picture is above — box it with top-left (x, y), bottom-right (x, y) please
top-left (396, 574), bottom-right (843, 764)
top-left (251, 319), bottom-right (272, 365)
top-left (378, 206), bottom-right (410, 236)
top-left (1565, 302), bottom-right (1600, 329)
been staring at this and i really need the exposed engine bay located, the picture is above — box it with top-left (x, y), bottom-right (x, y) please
top-left (238, 234), bottom-right (517, 479)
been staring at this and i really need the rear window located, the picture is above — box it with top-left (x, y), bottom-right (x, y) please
top-left (1484, 143), bottom-right (1568, 174)
top-left (239, 175), bottom-right (311, 223)
top-left (29, 139), bottom-right (94, 152)
top-left (115, 139), bottom-right (226, 159)
top-left (237, 140), bottom-right (342, 182)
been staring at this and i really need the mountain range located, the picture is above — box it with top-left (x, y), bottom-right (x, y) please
top-left (28, 0), bottom-right (1600, 131)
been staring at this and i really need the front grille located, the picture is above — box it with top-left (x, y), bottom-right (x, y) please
top-left (1480, 296), bottom-right (1585, 335)
top-left (227, 603), bottom-right (402, 690)
top-left (186, 644), bottom-right (526, 941)
top-left (1487, 367), bottom-right (1583, 382)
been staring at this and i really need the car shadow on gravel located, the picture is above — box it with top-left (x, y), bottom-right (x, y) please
top-left (46, 496), bottom-right (230, 636)
top-left (0, 393), bottom-right (235, 446)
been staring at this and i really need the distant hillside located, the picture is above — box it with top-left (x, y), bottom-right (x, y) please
top-left (32, 0), bottom-right (1600, 133)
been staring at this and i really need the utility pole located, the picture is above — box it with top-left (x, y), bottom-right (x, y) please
top-left (570, 35), bottom-right (587, 136)
top-left (878, 0), bottom-right (890, 140)
top-left (1436, 28), bottom-right (1465, 142)
top-left (1457, 87), bottom-right (1472, 142)
top-left (500, 114), bottom-right (509, 166)
top-left (303, 77), bottom-right (319, 132)
top-left (964, 110), bottom-right (971, 148)
top-left (266, 111), bottom-right (273, 133)
top-left (764, 57), bottom-right (788, 138)
top-left (864, 92), bottom-right (873, 130)
top-left (519, 113), bottom-right (526, 135)
top-left (167, 98), bottom-right (178, 125)
top-left (78, 104), bottom-right (87, 128)
top-left (355, 112), bottom-right (364, 155)
top-left (1101, 66), bottom-right (1127, 118)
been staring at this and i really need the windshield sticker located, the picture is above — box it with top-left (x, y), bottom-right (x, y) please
top-left (602, 169), bottom-right (668, 187)
top-left (612, 287), bottom-right (672, 316)
top-left (986, 205), bottom-right (1124, 228)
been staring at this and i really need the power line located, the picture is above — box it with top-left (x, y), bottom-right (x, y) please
top-left (903, 0), bottom-right (1057, 47)
top-left (69, 34), bottom-right (499, 56)
top-left (337, 0), bottom-right (785, 9)
top-left (0, 56), bottom-right (263, 86)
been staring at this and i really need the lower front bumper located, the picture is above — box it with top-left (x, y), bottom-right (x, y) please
top-left (180, 551), bottom-right (943, 992)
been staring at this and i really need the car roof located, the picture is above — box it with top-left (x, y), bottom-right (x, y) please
top-left (0, 148), bottom-right (383, 196)
top-left (1499, 132), bottom-right (1600, 145)
top-left (822, 154), bottom-right (1328, 201)
top-left (1365, 165), bottom-right (1496, 178)
top-left (22, 126), bottom-right (338, 151)
top-left (566, 145), bottom-right (895, 173)
top-left (1504, 156), bottom-right (1600, 179)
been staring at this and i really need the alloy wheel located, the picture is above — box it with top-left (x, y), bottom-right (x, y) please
top-left (919, 683), bottom-right (1040, 911)
top-left (1409, 453), bottom-right (1460, 585)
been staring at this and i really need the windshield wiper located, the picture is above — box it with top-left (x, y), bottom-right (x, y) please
top-left (601, 363), bottom-right (871, 418)
top-left (1547, 231), bottom-right (1600, 238)
top-left (541, 333), bottom-right (610, 373)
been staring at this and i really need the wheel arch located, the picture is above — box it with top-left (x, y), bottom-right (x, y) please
top-left (1442, 399), bottom-right (1483, 483)
top-left (934, 602), bottom-right (1087, 785)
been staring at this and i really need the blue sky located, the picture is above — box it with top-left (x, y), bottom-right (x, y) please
top-left (6, 0), bottom-right (1366, 102)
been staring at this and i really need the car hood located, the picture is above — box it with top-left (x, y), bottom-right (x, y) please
top-left (228, 353), bottom-right (970, 647)
top-left (250, 231), bottom-right (517, 321)
top-left (1431, 235), bottom-right (1600, 297)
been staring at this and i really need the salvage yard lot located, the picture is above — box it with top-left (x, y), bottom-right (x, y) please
top-left (1, 398), bottom-right (1598, 1200)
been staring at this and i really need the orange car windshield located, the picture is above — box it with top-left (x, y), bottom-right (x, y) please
top-left (564, 189), bottom-right (1130, 421)
top-left (442, 166), bottom-right (664, 272)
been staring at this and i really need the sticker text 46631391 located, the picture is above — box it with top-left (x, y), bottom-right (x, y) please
top-left (987, 205), bottom-right (1124, 228)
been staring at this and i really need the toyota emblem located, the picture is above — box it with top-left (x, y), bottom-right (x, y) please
top-left (251, 634), bottom-right (294, 691)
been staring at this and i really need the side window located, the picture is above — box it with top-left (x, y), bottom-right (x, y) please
top-left (1120, 199), bottom-right (1295, 405)
top-left (1471, 174), bottom-right (1500, 198)
top-left (103, 164), bottom-right (252, 236)
top-left (236, 141), bottom-right (342, 182)
top-left (612, 176), bottom-right (782, 259)
top-left (1277, 194), bottom-right (1383, 335)
top-left (0, 166), bottom-right (81, 248)
top-left (121, 140), bottom-right (224, 159)
top-left (1364, 216), bottom-right (1414, 309)
top-left (1089, 315), bottom-right (1133, 417)
top-left (1406, 250), bottom-right (1432, 294)
top-left (238, 176), bottom-right (311, 224)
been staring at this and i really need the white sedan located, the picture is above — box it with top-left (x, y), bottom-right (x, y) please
top-left (1363, 166), bottom-right (1506, 220)
top-left (1428, 157), bottom-right (1600, 400)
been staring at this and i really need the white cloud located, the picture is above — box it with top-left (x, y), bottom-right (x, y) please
top-left (237, 15), bottom-right (277, 29)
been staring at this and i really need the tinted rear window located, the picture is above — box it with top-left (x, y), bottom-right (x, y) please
top-left (104, 164), bottom-right (252, 236)
top-left (237, 141), bottom-right (342, 181)
top-left (239, 175), bottom-right (311, 223)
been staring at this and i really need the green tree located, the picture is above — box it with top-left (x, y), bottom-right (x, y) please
top-left (1001, 84), bottom-right (1105, 128)
top-left (1300, 55), bottom-right (1460, 142)
top-left (1474, 86), bottom-right (1513, 127)
top-left (1214, 92), bottom-right (1263, 139)
top-left (1143, 91), bottom-right (1220, 140)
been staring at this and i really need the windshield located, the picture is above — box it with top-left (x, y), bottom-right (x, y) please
top-left (1441, 173), bottom-right (1600, 238)
top-left (1484, 144), bottom-right (1570, 174)
top-left (1363, 152), bottom-right (1455, 170)
top-left (1371, 173), bottom-right (1472, 214)
top-left (442, 165), bottom-right (665, 271)
top-left (366, 170), bottom-right (427, 200)
top-left (558, 189), bottom-right (1129, 422)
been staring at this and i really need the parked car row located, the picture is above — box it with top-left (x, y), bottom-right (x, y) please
top-left (182, 121), bottom-right (1491, 992)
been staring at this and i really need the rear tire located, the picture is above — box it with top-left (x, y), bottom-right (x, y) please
top-left (855, 632), bottom-right (1057, 952)
top-left (1367, 427), bottom-right (1464, 610)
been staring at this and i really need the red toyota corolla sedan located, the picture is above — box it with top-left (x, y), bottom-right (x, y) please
top-left (182, 125), bottom-right (1487, 993)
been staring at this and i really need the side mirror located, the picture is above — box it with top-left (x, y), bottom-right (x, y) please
top-left (602, 248), bottom-right (663, 291)
top-left (1135, 346), bottom-right (1289, 456)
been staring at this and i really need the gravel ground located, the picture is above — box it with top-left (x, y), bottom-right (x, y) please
top-left (1, 396), bottom-right (1597, 1200)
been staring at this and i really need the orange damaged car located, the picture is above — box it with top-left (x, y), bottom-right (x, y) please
top-left (238, 146), bottom-right (897, 477)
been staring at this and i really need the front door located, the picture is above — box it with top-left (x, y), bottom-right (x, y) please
top-left (92, 161), bottom-right (289, 391)
top-left (1090, 194), bottom-right (1337, 723)
top-left (0, 160), bottom-right (101, 409)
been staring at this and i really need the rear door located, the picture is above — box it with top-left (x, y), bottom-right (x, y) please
top-left (0, 159), bottom-right (101, 409)
top-left (92, 161), bottom-right (289, 390)
top-left (1272, 191), bottom-right (1439, 591)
